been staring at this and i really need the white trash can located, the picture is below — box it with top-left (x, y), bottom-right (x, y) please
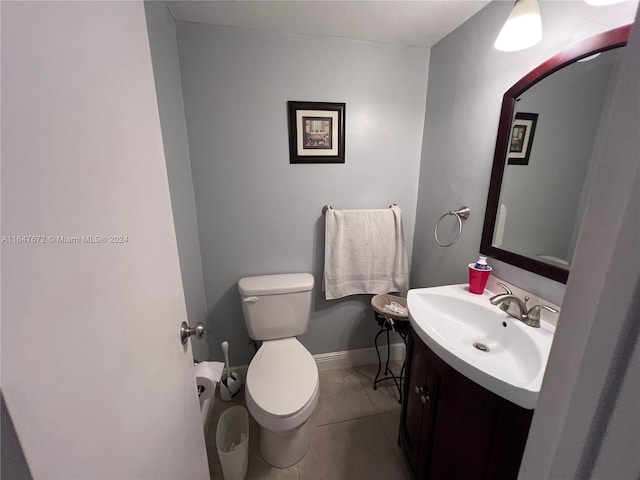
top-left (216, 405), bottom-right (249, 480)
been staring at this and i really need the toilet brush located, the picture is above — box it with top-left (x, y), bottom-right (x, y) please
top-left (220, 341), bottom-right (242, 401)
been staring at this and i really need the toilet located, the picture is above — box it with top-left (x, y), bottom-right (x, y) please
top-left (238, 273), bottom-right (319, 468)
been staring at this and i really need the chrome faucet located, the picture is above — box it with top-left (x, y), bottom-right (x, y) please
top-left (491, 282), bottom-right (513, 312)
top-left (489, 287), bottom-right (559, 328)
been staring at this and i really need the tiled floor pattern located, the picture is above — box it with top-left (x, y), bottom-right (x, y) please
top-left (205, 361), bottom-right (412, 480)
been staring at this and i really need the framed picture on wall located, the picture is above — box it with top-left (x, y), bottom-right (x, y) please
top-left (507, 112), bottom-right (538, 165)
top-left (287, 101), bottom-right (345, 164)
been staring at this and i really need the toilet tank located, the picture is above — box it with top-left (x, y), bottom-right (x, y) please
top-left (238, 273), bottom-right (314, 341)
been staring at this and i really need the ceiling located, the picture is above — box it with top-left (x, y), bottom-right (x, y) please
top-left (166, 1), bottom-right (492, 48)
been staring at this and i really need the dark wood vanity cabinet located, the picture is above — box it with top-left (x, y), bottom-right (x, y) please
top-left (400, 328), bottom-right (534, 480)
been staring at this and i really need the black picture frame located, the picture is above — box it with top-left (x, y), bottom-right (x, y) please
top-left (287, 101), bottom-right (345, 164)
top-left (507, 112), bottom-right (538, 165)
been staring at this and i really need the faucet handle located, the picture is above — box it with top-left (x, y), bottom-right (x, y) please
top-left (527, 304), bottom-right (559, 315)
top-left (526, 304), bottom-right (559, 327)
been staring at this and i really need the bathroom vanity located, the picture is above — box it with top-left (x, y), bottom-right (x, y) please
top-left (400, 329), bottom-right (533, 480)
top-left (401, 284), bottom-right (555, 480)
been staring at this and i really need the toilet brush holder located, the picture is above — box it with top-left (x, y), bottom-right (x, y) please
top-left (220, 340), bottom-right (242, 401)
top-left (220, 371), bottom-right (242, 402)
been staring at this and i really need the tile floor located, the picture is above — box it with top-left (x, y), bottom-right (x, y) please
top-left (205, 361), bottom-right (412, 480)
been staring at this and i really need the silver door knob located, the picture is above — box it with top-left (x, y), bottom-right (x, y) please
top-left (180, 321), bottom-right (205, 345)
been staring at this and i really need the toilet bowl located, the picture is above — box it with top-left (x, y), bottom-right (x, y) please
top-left (238, 273), bottom-right (318, 468)
top-left (246, 338), bottom-right (319, 467)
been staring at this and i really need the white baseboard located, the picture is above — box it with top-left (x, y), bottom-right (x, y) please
top-left (232, 343), bottom-right (406, 376)
top-left (313, 343), bottom-right (406, 371)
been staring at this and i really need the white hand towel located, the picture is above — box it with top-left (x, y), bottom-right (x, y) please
top-left (323, 205), bottom-right (409, 300)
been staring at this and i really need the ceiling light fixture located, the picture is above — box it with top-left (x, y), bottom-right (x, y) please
top-left (494, 0), bottom-right (543, 52)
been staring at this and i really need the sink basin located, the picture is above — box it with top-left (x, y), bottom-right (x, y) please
top-left (407, 284), bottom-right (554, 409)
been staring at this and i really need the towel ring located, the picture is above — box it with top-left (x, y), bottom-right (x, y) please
top-left (434, 206), bottom-right (470, 247)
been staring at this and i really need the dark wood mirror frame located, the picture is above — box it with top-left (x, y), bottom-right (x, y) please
top-left (480, 25), bottom-right (631, 284)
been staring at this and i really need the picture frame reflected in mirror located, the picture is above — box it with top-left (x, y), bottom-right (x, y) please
top-left (507, 112), bottom-right (538, 165)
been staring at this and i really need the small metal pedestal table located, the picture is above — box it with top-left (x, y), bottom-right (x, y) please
top-left (370, 294), bottom-right (410, 403)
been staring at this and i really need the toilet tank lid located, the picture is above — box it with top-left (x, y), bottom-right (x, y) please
top-left (238, 273), bottom-right (314, 296)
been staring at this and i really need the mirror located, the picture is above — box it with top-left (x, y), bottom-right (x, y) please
top-left (481, 26), bottom-right (630, 283)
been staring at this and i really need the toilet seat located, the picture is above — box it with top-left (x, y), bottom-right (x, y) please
top-left (246, 338), bottom-right (319, 432)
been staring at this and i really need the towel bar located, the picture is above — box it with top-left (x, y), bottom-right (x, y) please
top-left (322, 204), bottom-right (398, 214)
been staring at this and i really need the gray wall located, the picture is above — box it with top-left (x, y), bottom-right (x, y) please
top-left (519, 7), bottom-right (640, 477)
top-left (177, 22), bottom-right (429, 365)
top-left (144, 2), bottom-right (209, 360)
top-left (176, 22), bottom-right (429, 365)
top-left (498, 51), bottom-right (619, 262)
top-left (411, 0), bottom-right (637, 306)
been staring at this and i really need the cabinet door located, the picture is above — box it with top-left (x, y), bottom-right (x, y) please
top-left (402, 334), bottom-right (430, 476)
top-left (401, 330), bottom-right (534, 480)
top-left (485, 400), bottom-right (534, 480)
top-left (426, 356), bottom-right (499, 480)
